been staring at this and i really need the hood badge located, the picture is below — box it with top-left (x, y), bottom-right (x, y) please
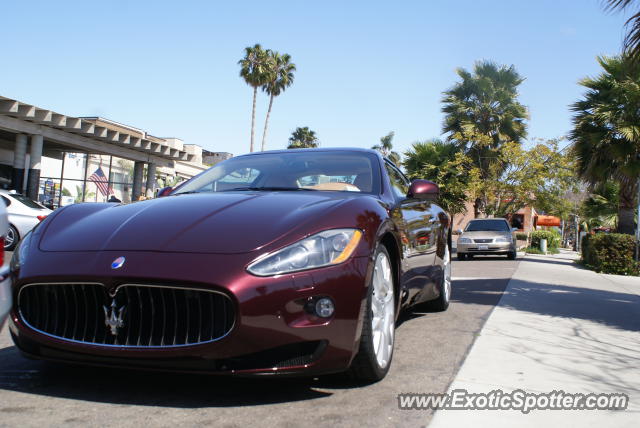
top-left (111, 256), bottom-right (125, 269)
top-left (103, 299), bottom-right (126, 336)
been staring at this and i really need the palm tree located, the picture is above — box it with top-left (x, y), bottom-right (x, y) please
top-left (260, 52), bottom-right (296, 151)
top-left (372, 132), bottom-right (401, 165)
top-left (442, 60), bottom-right (529, 217)
top-left (403, 139), bottom-right (475, 216)
top-left (238, 44), bottom-right (271, 153)
top-left (287, 127), bottom-right (319, 148)
top-left (582, 181), bottom-right (619, 229)
top-left (570, 55), bottom-right (640, 234)
top-left (604, 0), bottom-right (640, 64)
top-left (402, 138), bottom-right (457, 177)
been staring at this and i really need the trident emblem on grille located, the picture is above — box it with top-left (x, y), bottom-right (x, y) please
top-left (103, 299), bottom-right (126, 336)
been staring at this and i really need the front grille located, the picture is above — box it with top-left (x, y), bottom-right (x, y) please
top-left (18, 283), bottom-right (235, 347)
top-left (473, 238), bottom-right (493, 243)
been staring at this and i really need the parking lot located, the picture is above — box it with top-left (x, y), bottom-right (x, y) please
top-left (0, 255), bottom-right (520, 428)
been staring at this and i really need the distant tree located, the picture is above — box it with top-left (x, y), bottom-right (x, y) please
top-left (603, 0), bottom-right (640, 64)
top-left (570, 55), bottom-right (640, 234)
top-left (372, 132), bottom-right (401, 165)
top-left (287, 127), bottom-right (319, 149)
top-left (403, 138), bottom-right (457, 176)
top-left (486, 139), bottom-right (576, 218)
top-left (403, 139), bottom-right (480, 217)
top-left (260, 51), bottom-right (296, 151)
top-left (442, 61), bottom-right (529, 217)
top-left (238, 44), bottom-right (271, 153)
top-left (581, 181), bottom-right (620, 229)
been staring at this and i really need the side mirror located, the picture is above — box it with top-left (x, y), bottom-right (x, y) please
top-left (407, 179), bottom-right (439, 200)
top-left (511, 227), bottom-right (518, 233)
top-left (157, 187), bottom-right (173, 197)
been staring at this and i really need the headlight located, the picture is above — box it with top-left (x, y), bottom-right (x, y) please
top-left (495, 236), bottom-right (512, 243)
top-left (247, 228), bottom-right (363, 276)
top-left (10, 231), bottom-right (32, 271)
top-left (458, 237), bottom-right (472, 244)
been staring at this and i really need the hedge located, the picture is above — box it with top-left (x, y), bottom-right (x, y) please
top-left (515, 232), bottom-right (529, 241)
top-left (530, 230), bottom-right (561, 249)
top-left (582, 233), bottom-right (639, 276)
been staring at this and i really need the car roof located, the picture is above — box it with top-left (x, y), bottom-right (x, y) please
top-left (469, 218), bottom-right (508, 222)
top-left (236, 147), bottom-right (382, 157)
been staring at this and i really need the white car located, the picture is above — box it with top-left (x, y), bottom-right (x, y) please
top-left (0, 199), bottom-right (10, 329)
top-left (0, 190), bottom-right (52, 251)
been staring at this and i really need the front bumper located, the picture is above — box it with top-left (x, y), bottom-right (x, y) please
top-left (9, 250), bottom-right (372, 376)
top-left (457, 240), bottom-right (515, 255)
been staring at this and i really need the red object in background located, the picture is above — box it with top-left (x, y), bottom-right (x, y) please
top-left (37, 215), bottom-right (47, 222)
top-left (536, 215), bottom-right (561, 227)
top-left (0, 236), bottom-right (4, 266)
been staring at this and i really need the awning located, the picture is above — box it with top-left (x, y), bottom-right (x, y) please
top-left (536, 215), bottom-right (561, 227)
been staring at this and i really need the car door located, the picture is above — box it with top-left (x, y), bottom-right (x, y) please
top-left (384, 162), bottom-right (439, 305)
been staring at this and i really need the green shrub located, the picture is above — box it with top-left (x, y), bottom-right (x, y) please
top-left (515, 232), bottom-right (529, 241)
top-left (530, 230), bottom-right (561, 249)
top-left (526, 246), bottom-right (559, 254)
top-left (581, 233), bottom-right (639, 276)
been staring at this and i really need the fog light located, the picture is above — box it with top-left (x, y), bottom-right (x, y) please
top-left (315, 297), bottom-right (335, 318)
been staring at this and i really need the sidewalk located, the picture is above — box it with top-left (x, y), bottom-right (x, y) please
top-left (430, 250), bottom-right (640, 427)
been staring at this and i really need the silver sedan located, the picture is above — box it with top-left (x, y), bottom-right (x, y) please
top-left (456, 218), bottom-right (517, 260)
top-left (0, 200), bottom-right (10, 329)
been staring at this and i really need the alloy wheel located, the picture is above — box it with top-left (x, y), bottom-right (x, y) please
top-left (371, 251), bottom-right (395, 369)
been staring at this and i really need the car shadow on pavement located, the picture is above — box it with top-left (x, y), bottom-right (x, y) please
top-left (0, 343), bottom-right (340, 407)
top-left (452, 277), bottom-right (640, 332)
top-left (0, 308), bottom-right (440, 406)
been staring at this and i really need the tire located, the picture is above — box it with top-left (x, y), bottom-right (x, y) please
top-left (457, 252), bottom-right (466, 261)
top-left (424, 244), bottom-right (451, 312)
top-left (507, 251), bottom-right (516, 260)
top-left (349, 245), bottom-right (395, 383)
top-left (4, 225), bottom-right (19, 251)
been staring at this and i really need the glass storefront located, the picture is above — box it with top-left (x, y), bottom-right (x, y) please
top-left (39, 152), bottom-right (138, 209)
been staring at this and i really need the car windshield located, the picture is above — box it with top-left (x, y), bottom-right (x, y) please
top-left (465, 220), bottom-right (510, 232)
top-left (9, 194), bottom-right (47, 209)
top-left (174, 151), bottom-right (381, 195)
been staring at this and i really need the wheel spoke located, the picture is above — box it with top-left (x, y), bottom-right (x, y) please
top-left (370, 250), bottom-right (395, 370)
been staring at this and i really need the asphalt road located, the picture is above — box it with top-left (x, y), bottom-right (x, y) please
top-left (0, 254), bottom-right (521, 428)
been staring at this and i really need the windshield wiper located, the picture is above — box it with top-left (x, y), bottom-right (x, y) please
top-left (173, 190), bottom-right (202, 195)
top-left (221, 187), bottom-right (317, 192)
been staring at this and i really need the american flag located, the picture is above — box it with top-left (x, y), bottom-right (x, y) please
top-left (89, 167), bottom-right (113, 196)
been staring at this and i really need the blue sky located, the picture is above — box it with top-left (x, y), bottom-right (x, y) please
top-left (1, 0), bottom-right (631, 157)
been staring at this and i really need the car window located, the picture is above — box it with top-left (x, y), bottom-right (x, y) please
top-left (385, 162), bottom-right (409, 199)
top-left (207, 168), bottom-right (261, 191)
top-left (9, 194), bottom-right (46, 209)
top-left (175, 151), bottom-right (381, 195)
top-left (465, 220), bottom-right (510, 232)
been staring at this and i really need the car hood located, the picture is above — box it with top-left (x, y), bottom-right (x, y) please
top-left (460, 231), bottom-right (511, 239)
top-left (39, 192), bottom-right (351, 254)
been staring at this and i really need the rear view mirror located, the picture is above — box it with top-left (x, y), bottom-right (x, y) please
top-left (407, 180), bottom-right (439, 200)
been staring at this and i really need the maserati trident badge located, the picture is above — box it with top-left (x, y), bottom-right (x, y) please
top-left (111, 256), bottom-right (126, 269)
top-left (103, 299), bottom-right (126, 336)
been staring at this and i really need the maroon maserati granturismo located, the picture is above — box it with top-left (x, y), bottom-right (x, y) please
top-left (8, 148), bottom-right (451, 382)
